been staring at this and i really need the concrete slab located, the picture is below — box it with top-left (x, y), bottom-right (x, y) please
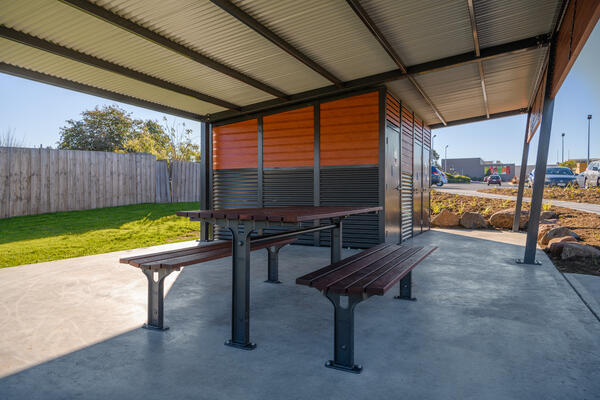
top-left (564, 273), bottom-right (600, 320)
top-left (1, 231), bottom-right (599, 400)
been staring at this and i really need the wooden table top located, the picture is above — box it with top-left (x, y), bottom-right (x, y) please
top-left (177, 206), bottom-right (382, 223)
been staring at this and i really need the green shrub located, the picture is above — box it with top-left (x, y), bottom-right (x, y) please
top-left (445, 172), bottom-right (471, 183)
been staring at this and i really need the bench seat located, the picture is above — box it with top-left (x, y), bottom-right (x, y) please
top-left (296, 243), bottom-right (436, 373)
top-left (121, 237), bottom-right (296, 330)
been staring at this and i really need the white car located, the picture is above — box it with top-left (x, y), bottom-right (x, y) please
top-left (581, 161), bottom-right (600, 188)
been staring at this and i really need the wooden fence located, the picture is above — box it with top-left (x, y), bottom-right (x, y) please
top-left (0, 147), bottom-right (203, 219)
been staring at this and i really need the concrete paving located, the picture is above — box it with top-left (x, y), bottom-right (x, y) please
top-left (564, 273), bottom-right (600, 320)
top-left (437, 182), bottom-right (600, 215)
top-left (1, 230), bottom-right (599, 400)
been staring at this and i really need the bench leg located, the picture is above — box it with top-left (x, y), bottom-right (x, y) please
top-left (395, 271), bottom-right (416, 301)
top-left (142, 268), bottom-right (173, 330)
top-left (265, 245), bottom-right (284, 284)
top-left (324, 292), bottom-right (365, 374)
top-left (330, 219), bottom-right (342, 264)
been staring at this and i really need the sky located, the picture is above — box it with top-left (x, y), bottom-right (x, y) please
top-left (0, 23), bottom-right (599, 164)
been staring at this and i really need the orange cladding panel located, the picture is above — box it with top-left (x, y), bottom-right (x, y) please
top-left (263, 107), bottom-right (314, 168)
top-left (320, 91), bottom-right (379, 166)
top-left (213, 119), bottom-right (258, 169)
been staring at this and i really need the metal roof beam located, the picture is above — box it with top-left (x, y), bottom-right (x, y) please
top-left (345, 0), bottom-right (447, 126)
top-left (429, 108), bottom-right (527, 129)
top-left (0, 25), bottom-right (241, 111)
top-left (0, 62), bottom-right (206, 121)
top-left (208, 0), bottom-right (343, 87)
top-left (204, 35), bottom-right (549, 123)
top-left (59, 0), bottom-right (289, 99)
top-left (467, 0), bottom-right (490, 118)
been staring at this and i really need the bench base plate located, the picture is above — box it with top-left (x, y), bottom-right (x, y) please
top-left (264, 279), bottom-right (282, 284)
top-left (225, 340), bottom-right (257, 351)
top-left (394, 295), bottom-right (417, 301)
top-left (325, 360), bottom-right (362, 374)
top-left (142, 323), bottom-right (169, 331)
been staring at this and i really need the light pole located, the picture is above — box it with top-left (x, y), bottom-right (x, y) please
top-left (444, 145), bottom-right (448, 172)
top-left (561, 132), bottom-right (565, 163)
top-left (432, 134), bottom-right (437, 167)
top-left (587, 115), bottom-right (592, 166)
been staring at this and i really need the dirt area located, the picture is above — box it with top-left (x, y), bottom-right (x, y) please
top-left (478, 186), bottom-right (600, 204)
top-left (431, 190), bottom-right (600, 276)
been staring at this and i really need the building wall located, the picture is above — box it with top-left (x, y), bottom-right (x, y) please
top-left (443, 157), bottom-right (516, 181)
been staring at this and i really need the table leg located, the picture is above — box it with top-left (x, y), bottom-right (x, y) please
top-left (225, 222), bottom-right (256, 350)
top-left (331, 219), bottom-right (342, 263)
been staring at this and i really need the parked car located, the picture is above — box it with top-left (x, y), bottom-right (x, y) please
top-left (575, 173), bottom-right (587, 188)
top-left (487, 174), bottom-right (502, 185)
top-left (581, 161), bottom-right (600, 188)
top-left (431, 166), bottom-right (447, 186)
top-left (527, 166), bottom-right (577, 188)
top-left (483, 176), bottom-right (489, 182)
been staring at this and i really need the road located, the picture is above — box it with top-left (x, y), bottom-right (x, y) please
top-left (434, 182), bottom-right (600, 215)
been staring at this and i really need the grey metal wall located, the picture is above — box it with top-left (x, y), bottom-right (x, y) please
top-left (213, 168), bottom-right (258, 239)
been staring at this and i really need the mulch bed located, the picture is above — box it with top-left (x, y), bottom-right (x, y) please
top-left (431, 190), bottom-right (600, 276)
top-left (478, 186), bottom-right (600, 205)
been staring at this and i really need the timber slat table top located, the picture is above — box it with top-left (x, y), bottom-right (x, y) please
top-left (177, 206), bottom-right (382, 223)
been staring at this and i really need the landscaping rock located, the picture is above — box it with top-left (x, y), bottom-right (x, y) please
top-left (431, 209), bottom-right (459, 227)
top-left (489, 209), bottom-right (528, 230)
top-left (540, 226), bottom-right (579, 246)
top-left (540, 210), bottom-right (558, 220)
top-left (459, 212), bottom-right (488, 229)
top-left (547, 236), bottom-right (577, 255)
top-left (561, 243), bottom-right (600, 260)
top-left (537, 224), bottom-right (557, 242)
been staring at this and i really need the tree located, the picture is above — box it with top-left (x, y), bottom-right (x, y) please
top-left (431, 149), bottom-right (441, 168)
top-left (558, 160), bottom-right (577, 171)
top-left (57, 105), bottom-right (200, 161)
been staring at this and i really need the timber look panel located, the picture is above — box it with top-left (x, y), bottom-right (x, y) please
top-left (178, 205), bottom-right (382, 223)
top-left (263, 106), bottom-right (314, 168)
top-left (212, 119), bottom-right (258, 170)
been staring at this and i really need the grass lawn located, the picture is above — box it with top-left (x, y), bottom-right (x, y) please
top-left (0, 202), bottom-right (203, 268)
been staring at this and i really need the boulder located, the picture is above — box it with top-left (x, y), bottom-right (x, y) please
top-left (561, 243), bottom-right (600, 260)
top-left (489, 209), bottom-right (528, 230)
top-left (540, 226), bottom-right (579, 246)
top-left (431, 209), bottom-right (459, 227)
top-left (537, 224), bottom-right (557, 243)
top-left (540, 210), bottom-right (558, 220)
top-left (459, 212), bottom-right (488, 229)
top-left (547, 236), bottom-right (577, 255)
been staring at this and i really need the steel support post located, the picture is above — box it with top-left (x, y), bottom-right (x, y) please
top-left (513, 112), bottom-right (532, 232)
top-left (522, 96), bottom-right (555, 264)
top-left (199, 122), bottom-right (210, 241)
top-left (395, 271), bottom-right (416, 301)
top-left (324, 292), bottom-right (365, 373)
top-left (226, 222), bottom-right (256, 349)
top-left (331, 218), bottom-right (342, 263)
top-left (265, 244), bottom-right (284, 284)
top-left (142, 268), bottom-right (173, 330)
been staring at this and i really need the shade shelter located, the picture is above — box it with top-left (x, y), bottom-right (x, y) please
top-left (1, 0), bottom-right (599, 260)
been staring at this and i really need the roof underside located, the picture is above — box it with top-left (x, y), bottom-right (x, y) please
top-left (0, 0), bottom-right (563, 126)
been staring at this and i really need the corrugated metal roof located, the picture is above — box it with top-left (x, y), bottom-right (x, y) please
top-left (231, 0), bottom-right (398, 81)
top-left (94, 0), bottom-right (330, 94)
top-left (414, 63), bottom-right (486, 122)
top-left (483, 47), bottom-right (547, 114)
top-left (359, 0), bottom-right (475, 66)
top-left (474, 0), bottom-right (561, 48)
top-left (0, 0), bottom-right (272, 106)
top-left (0, 37), bottom-right (223, 115)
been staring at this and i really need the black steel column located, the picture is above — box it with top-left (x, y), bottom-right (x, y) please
top-left (378, 88), bottom-right (386, 244)
top-left (200, 122), bottom-right (210, 241)
top-left (513, 112), bottom-right (532, 232)
top-left (257, 116), bottom-right (264, 208)
top-left (331, 218), bottom-right (342, 263)
top-left (226, 222), bottom-right (256, 349)
top-left (313, 103), bottom-right (321, 246)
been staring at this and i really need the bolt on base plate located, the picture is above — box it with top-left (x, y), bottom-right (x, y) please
top-left (143, 324), bottom-right (169, 331)
top-left (394, 296), bottom-right (417, 301)
top-left (515, 258), bottom-right (542, 265)
top-left (225, 340), bottom-right (257, 350)
top-left (264, 279), bottom-right (282, 284)
top-left (325, 360), bottom-right (363, 374)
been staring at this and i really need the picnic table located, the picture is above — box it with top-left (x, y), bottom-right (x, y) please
top-left (177, 206), bottom-right (382, 350)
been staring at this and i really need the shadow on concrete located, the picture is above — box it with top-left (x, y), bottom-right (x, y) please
top-left (1, 231), bottom-right (599, 400)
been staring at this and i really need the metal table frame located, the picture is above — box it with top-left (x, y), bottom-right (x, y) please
top-left (188, 215), bottom-right (344, 350)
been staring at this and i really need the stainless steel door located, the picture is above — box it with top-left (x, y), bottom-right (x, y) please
top-left (422, 146), bottom-right (431, 229)
top-left (384, 123), bottom-right (401, 244)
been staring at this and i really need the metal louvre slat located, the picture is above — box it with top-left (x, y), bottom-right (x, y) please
top-left (263, 168), bottom-right (314, 245)
top-left (401, 172), bottom-right (413, 241)
top-left (319, 166), bottom-right (379, 248)
top-left (213, 168), bottom-right (258, 239)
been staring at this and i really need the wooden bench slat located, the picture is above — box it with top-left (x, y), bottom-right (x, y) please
top-left (311, 245), bottom-right (401, 291)
top-left (121, 241), bottom-right (231, 267)
top-left (295, 243), bottom-right (392, 286)
top-left (143, 247), bottom-right (231, 268)
top-left (327, 246), bottom-right (419, 293)
top-left (364, 247), bottom-right (437, 295)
